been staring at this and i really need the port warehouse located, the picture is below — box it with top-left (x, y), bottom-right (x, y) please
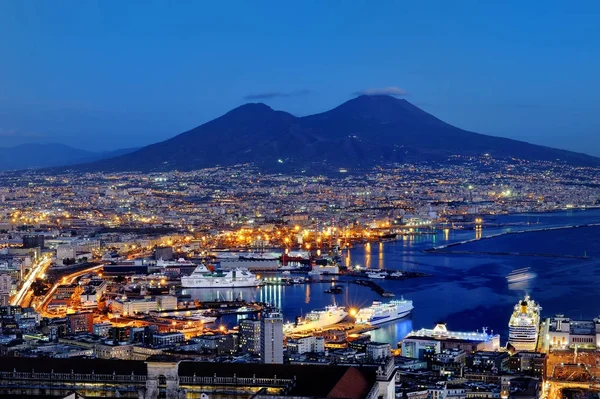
top-left (0, 356), bottom-right (394, 398)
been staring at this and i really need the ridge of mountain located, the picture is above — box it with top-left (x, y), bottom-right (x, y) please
top-left (64, 95), bottom-right (600, 173)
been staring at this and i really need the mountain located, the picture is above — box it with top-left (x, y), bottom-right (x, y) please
top-left (70, 95), bottom-right (600, 173)
top-left (0, 143), bottom-right (138, 171)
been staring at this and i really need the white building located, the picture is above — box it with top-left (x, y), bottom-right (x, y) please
top-left (56, 245), bottom-right (76, 263)
top-left (287, 335), bottom-right (325, 354)
top-left (401, 324), bottom-right (501, 359)
top-left (111, 298), bottom-right (157, 316)
top-left (367, 342), bottom-right (392, 361)
top-left (261, 311), bottom-right (283, 364)
top-left (547, 314), bottom-right (600, 350)
top-left (156, 295), bottom-right (177, 311)
top-left (428, 383), bottom-right (467, 399)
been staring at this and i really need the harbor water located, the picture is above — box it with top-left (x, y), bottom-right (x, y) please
top-left (185, 209), bottom-right (600, 346)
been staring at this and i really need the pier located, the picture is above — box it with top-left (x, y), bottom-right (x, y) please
top-left (424, 223), bottom-right (599, 259)
top-left (425, 249), bottom-right (591, 259)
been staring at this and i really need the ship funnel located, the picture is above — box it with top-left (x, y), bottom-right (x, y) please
top-left (520, 300), bottom-right (528, 313)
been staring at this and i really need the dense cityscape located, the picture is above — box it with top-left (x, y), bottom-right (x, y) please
top-left (3, 1), bottom-right (600, 398)
top-left (0, 156), bottom-right (598, 398)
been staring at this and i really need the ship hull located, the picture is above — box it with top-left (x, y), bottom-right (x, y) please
top-left (181, 278), bottom-right (260, 288)
top-left (367, 309), bottom-right (412, 325)
top-left (356, 302), bottom-right (414, 326)
top-left (507, 295), bottom-right (541, 352)
top-left (285, 311), bottom-right (348, 333)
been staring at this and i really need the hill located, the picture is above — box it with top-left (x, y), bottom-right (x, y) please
top-left (69, 95), bottom-right (600, 173)
top-left (0, 143), bottom-right (138, 171)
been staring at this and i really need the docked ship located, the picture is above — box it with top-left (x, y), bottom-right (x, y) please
top-left (354, 298), bottom-right (414, 325)
top-left (508, 295), bottom-right (542, 351)
top-left (156, 258), bottom-right (196, 268)
top-left (239, 251), bottom-right (282, 261)
top-left (181, 264), bottom-right (261, 288)
top-left (284, 304), bottom-right (348, 333)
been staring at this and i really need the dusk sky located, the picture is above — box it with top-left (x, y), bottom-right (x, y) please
top-left (1, 1), bottom-right (599, 154)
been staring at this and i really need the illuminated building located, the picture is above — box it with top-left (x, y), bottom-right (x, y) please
top-left (545, 314), bottom-right (600, 350)
top-left (401, 323), bottom-right (501, 359)
top-left (287, 336), bottom-right (325, 355)
top-left (239, 319), bottom-right (261, 354)
top-left (67, 312), bottom-right (94, 334)
top-left (261, 311), bottom-right (283, 364)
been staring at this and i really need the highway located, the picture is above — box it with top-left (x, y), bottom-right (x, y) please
top-left (10, 255), bottom-right (53, 307)
top-left (35, 264), bottom-right (103, 317)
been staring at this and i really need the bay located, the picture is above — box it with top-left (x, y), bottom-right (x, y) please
top-left (185, 209), bottom-right (600, 347)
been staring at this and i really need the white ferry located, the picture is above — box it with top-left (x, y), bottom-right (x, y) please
top-left (284, 304), bottom-right (348, 333)
top-left (181, 264), bottom-right (261, 288)
top-left (508, 295), bottom-right (541, 351)
top-left (354, 298), bottom-right (414, 325)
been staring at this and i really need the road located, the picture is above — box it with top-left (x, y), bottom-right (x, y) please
top-left (36, 264), bottom-right (103, 317)
top-left (10, 255), bottom-right (53, 307)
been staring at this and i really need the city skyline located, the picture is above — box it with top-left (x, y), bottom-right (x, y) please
top-left (0, 1), bottom-right (599, 154)
top-left (2, 3), bottom-right (600, 399)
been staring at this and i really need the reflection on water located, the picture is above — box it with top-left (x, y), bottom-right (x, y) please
top-left (261, 285), bottom-right (283, 309)
top-left (184, 210), bottom-right (600, 346)
top-left (508, 280), bottom-right (533, 292)
top-left (181, 287), bottom-right (257, 302)
top-left (184, 285), bottom-right (284, 309)
top-left (305, 284), bottom-right (310, 304)
top-left (367, 317), bottom-right (413, 346)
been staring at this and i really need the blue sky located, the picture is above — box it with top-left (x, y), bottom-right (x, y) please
top-left (0, 1), bottom-right (599, 154)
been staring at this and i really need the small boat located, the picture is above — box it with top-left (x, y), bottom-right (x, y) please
top-left (506, 267), bottom-right (536, 283)
top-left (308, 270), bottom-right (320, 277)
top-left (324, 285), bottom-right (343, 294)
top-left (366, 271), bottom-right (387, 279)
top-left (389, 271), bottom-right (404, 278)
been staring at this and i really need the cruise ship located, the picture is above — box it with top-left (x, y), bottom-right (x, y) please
top-left (354, 298), bottom-right (414, 325)
top-left (508, 295), bottom-right (542, 351)
top-left (284, 304), bottom-right (348, 333)
top-left (181, 264), bottom-right (261, 288)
